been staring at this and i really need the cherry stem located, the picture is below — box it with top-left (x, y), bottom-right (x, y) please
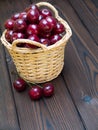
top-left (11, 71), bottom-right (43, 88)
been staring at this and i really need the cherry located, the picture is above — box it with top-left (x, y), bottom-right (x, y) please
top-left (38, 15), bottom-right (43, 21)
top-left (27, 9), bottom-right (40, 23)
top-left (28, 86), bottom-right (43, 100)
top-left (28, 34), bottom-right (39, 42)
top-left (19, 12), bottom-right (27, 22)
top-left (46, 16), bottom-right (57, 29)
top-left (26, 34), bottom-right (39, 48)
top-left (11, 32), bottom-right (25, 42)
top-left (5, 30), bottom-right (13, 42)
top-left (4, 19), bottom-right (14, 30)
top-left (50, 34), bottom-right (62, 45)
top-left (53, 22), bottom-right (65, 34)
top-left (41, 8), bottom-right (52, 18)
top-left (13, 78), bottom-right (27, 92)
top-left (43, 83), bottom-right (54, 97)
top-left (14, 19), bottom-right (27, 32)
top-left (39, 18), bottom-right (53, 33)
top-left (27, 24), bottom-right (39, 35)
top-left (30, 4), bottom-right (40, 12)
top-left (11, 13), bottom-right (20, 20)
top-left (40, 38), bottom-right (50, 46)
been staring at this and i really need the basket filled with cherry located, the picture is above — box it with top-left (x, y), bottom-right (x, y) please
top-left (1, 2), bottom-right (72, 100)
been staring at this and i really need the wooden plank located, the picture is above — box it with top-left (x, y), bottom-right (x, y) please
top-left (55, 0), bottom-right (98, 130)
top-left (0, 0), bottom-right (85, 130)
top-left (0, 39), bottom-right (20, 129)
top-left (68, 0), bottom-right (98, 44)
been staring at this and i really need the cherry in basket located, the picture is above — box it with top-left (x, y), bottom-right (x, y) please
top-left (4, 2), bottom-right (65, 46)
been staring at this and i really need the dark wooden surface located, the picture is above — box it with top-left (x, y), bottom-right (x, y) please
top-left (0, 0), bottom-right (98, 130)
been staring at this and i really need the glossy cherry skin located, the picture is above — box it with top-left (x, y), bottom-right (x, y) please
top-left (19, 12), bottom-right (27, 21)
top-left (27, 24), bottom-right (39, 35)
top-left (53, 22), bottom-right (65, 34)
top-left (4, 19), bottom-right (14, 30)
top-left (11, 13), bottom-right (20, 20)
top-left (41, 8), bottom-right (52, 18)
top-left (46, 16), bottom-right (57, 30)
top-left (25, 4), bottom-right (40, 13)
top-left (43, 83), bottom-right (54, 97)
top-left (5, 30), bottom-right (13, 42)
top-left (40, 38), bottom-right (50, 46)
top-left (13, 78), bottom-right (27, 92)
top-left (26, 35), bottom-right (39, 48)
top-left (29, 86), bottom-right (43, 100)
top-left (28, 34), bottom-right (39, 42)
top-left (39, 18), bottom-right (53, 33)
top-left (27, 9), bottom-right (40, 23)
top-left (14, 19), bottom-right (27, 32)
top-left (11, 32), bottom-right (25, 42)
top-left (50, 34), bottom-right (62, 45)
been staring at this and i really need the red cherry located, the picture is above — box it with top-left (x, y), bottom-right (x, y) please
top-left (26, 35), bottom-right (39, 48)
top-left (27, 24), bottom-right (39, 35)
top-left (28, 34), bottom-right (39, 42)
top-left (28, 86), bottom-right (43, 100)
top-left (11, 13), bottom-right (20, 20)
top-left (27, 9), bottom-right (40, 23)
top-left (40, 38), bottom-right (50, 46)
top-left (30, 4), bottom-right (40, 12)
top-left (5, 30), bottom-right (13, 42)
top-left (38, 15), bottom-right (43, 21)
top-left (14, 19), bottom-right (27, 32)
top-left (46, 16), bottom-right (57, 29)
top-left (53, 22), bottom-right (65, 34)
top-left (43, 83), bottom-right (54, 97)
top-left (39, 18), bottom-right (53, 33)
top-left (4, 19), bottom-right (14, 30)
top-left (13, 78), bottom-right (27, 92)
top-left (11, 32), bottom-right (25, 42)
top-left (41, 8), bottom-right (52, 18)
top-left (50, 34), bottom-right (62, 45)
top-left (19, 12), bottom-right (27, 21)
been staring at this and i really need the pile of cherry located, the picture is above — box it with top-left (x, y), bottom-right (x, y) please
top-left (13, 78), bottom-right (54, 100)
top-left (4, 3), bottom-right (65, 48)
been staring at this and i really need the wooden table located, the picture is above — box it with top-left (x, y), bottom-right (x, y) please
top-left (0, 0), bottom-right (98, 130)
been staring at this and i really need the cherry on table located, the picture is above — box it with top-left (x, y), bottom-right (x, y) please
top-left (43, 83), bottom-right (54, 97)
top-left (13, 78), bottom-right (27, 92)
top-left (28, 86), bottom-right (43, 100)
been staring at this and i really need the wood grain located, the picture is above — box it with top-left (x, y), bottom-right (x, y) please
top-left (57, 0), bottom-right (98, 129)
top-left (0, 0), bottom-right (98, 129)
top-left (68, 0), bottom-right (98, 44)
top-left (0, 38), bottom-right (19, 129)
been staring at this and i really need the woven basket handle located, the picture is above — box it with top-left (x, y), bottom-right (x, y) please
top-left (12, 39), bottom-right (48, 51)
top-left (36, 2), bottom-right (59, 17)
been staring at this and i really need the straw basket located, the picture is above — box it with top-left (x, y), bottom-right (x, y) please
top-left (1, 2), bottom-right (72, 83)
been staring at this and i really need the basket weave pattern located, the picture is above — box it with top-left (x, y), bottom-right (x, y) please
top-left (1, 2), bottom-right (72, 83)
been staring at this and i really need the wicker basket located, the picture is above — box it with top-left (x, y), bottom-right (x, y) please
top-left (1, 2), bottom-right (72, 83)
